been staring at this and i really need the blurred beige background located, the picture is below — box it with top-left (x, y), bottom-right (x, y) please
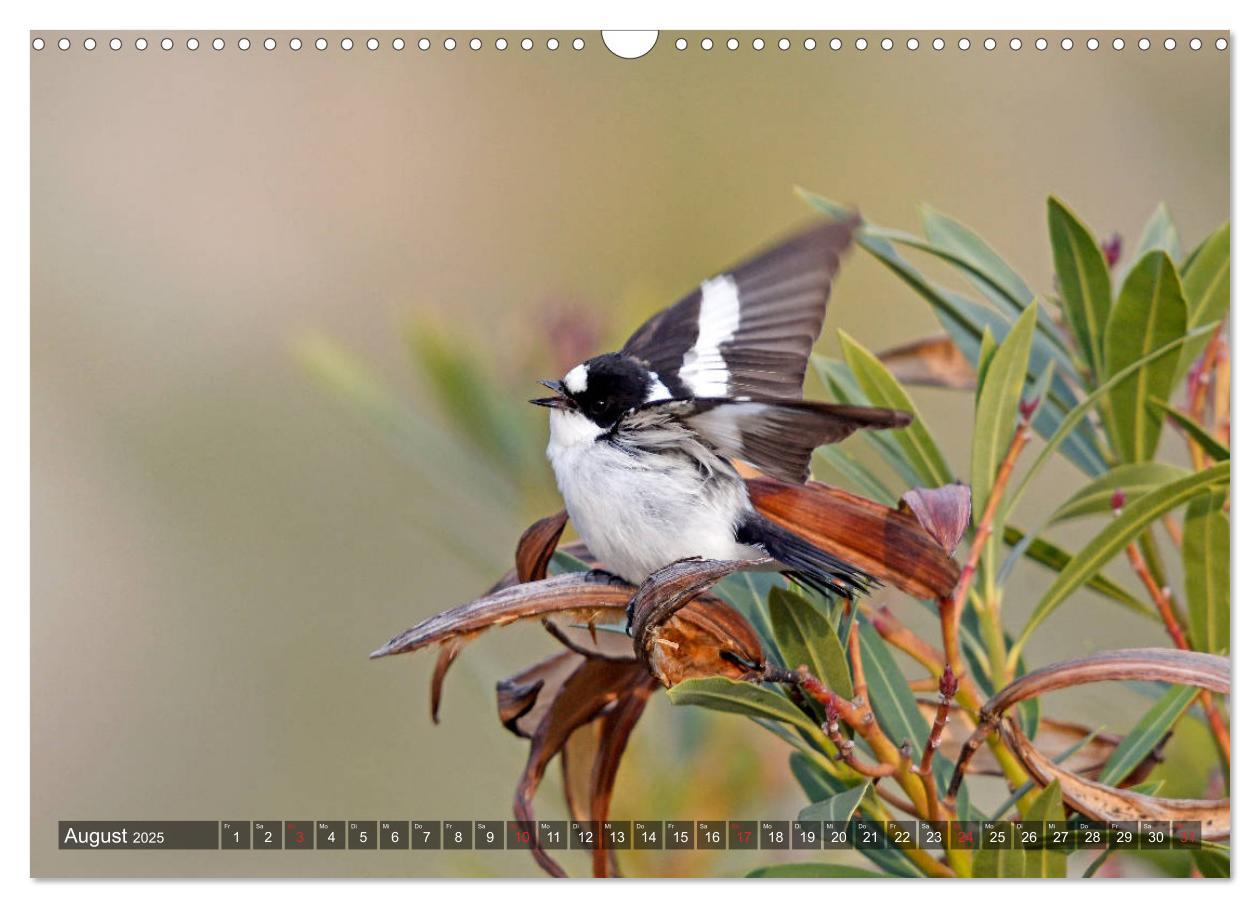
top-left (32, 30), bottom-right (1228, 877)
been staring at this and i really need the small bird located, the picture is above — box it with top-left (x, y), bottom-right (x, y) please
top-left (531, 219), bottom-right (911, 597)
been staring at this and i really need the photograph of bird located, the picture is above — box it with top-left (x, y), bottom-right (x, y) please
top-left (531, 218), bottom-right (912, 598)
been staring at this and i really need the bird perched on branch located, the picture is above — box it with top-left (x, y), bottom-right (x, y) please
top-left (531, 218), bottom-right (910, 597)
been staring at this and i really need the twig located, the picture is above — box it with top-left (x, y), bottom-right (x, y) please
top-left (917, 665), bottom-right (958, 821)
top-left (1124, 536), bottom-right (1231, 763)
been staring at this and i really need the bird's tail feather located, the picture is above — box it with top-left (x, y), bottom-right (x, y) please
top-left (735, 513), bottom-right (876, 598)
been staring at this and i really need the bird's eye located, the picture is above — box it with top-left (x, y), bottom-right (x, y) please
top-left (595, 399), bottom-right (607, 410)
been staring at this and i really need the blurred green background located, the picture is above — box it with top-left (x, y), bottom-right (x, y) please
top-left (31, 30), bottom-right (1227, 877)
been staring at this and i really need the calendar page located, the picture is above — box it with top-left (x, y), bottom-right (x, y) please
top-left (29, 24), bottom-right (1231, 882)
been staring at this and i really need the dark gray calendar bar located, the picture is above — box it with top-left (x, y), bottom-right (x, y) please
top-left (59, 821), bottom-right (219, 850)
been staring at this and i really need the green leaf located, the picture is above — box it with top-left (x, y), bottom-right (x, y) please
top-left (798, 781), bottom-right (870, 824)
top-left (789, 751), bottom-right (841, 803)
top-left (746, 863), bottom-right (889, 878)
top-left (667, 677), bottom-right (832, 753)
top-left (1103, 251), bottom-right (1188, 462)
top-left (714, 572), bottom-right (784, 667)
top-left (857, 624), bottom-right (931, 761)
top-left (975, 327), bottom-right (998, 394)
top-left (1002, 525), bottom-right (1155, 619)
top-left (920, 205), bottom-right (1035, 313)
top-left (1130, 202), bottom-right (1183, 268)
top-left (1013, 461), bottom-right (1230, 660)
top-left (1048, 197), bottom-right (1112, 378)
top-left (837, 329), bottom-right (953, 487)
top-left (1151, 401), bottom-right (1231, 462)
top-left (1192, 849), bottom-right (1230, 878)
top-left (972, 304), bottom-right (1037, 521)
top-left (1050, 463), bottom-right (1189, 523)
top-left (1100, 685), bottom-right (1198, 785)
top-left (1184, 489), bottom-right (1230, 654)
top-left (1176, 222), bottom-right (1230, 377)
top-left (769, 587), bottom-right (854, 698)
top-left (1003, 324), bottom-right (1218, 519)
top-left (973, 782), bottom-right (1067, 878)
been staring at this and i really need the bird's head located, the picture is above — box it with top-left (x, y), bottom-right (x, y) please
top-left (531, 353), bottom-right (667, 428)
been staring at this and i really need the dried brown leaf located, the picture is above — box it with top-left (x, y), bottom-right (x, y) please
top-left (878, 334), bottom-right (977, 390)
top-left (901, 483), bottom-right (972, 556)
top-left (748, 477), bottom-right (961, 599)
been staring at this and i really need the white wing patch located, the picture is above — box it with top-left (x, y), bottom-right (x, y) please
top-left (645, 371), bottom-right (673, 402)
top-left (563, 362), bottom-right (589, 394)
top-left (679, 274), bottom-right (740, 396)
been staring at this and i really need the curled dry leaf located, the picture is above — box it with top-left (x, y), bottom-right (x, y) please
top-left (877, 334), bottom-right (977, 390)
top-left (628, 557), bottom-right (769, 687)
top-left (901, 483), bottom-right (972, 557)
top-left (947, 648), bottom-right (1230, 839)
top-left (748, 476), bottom-right (961, 599)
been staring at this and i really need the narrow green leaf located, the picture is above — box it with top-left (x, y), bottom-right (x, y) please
top-left (1050, 463), bottom-right (1189, 523)
top-left (972, 304), bottom-right (1038, 521)
top-left (1013, 462), bottom-right (1230, 660)
top-left (1184, 489), bottom-right (1230, 654)
top-left (1082, 849), bottom-right (1115, 878)
top-left (1003, 324), bottom-right (1218, 519)
top-left (1130, 202), bottom-right (1183, 269)
top-left (837, 329), bottom-right (953, 487)
top-left (1104, 251), bottom-right (1188, 462)
top-left (1152, 400), bottom-right (1231, 462)
top-left (975, 327), bottom-right (998, 395)
top-left (798, 781), bottom-right (870, 824)
top-left (857, 624), bottom-right (931, 760)
top-left (747, 864), bottom-right (889, 878)
top-left (1002, 526), bottom-right (1155, 618)
top-left (1176, 222), bottom-right (1230, 377)
top-left (1023, 781), bottom-right (1068, 878)
top-left (713, 572), bottom-right (784, 667)
top-left (1100, 685), bottom-right (1198, 785)
top-left (769, 587), bottom-right (854, 699)
top-left (1192, 849), bottom-right (1230, 878)
top-left (1048, 197), bottom-right (1112, 378)
top-left (667, 677), bottom-right (833, 754)
top-left (790, 751), bottom-right (841, 803)
top-left (920, 205), bottom-right (1034, 311)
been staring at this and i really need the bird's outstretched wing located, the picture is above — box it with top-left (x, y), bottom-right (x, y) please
top-left (620, 219), bottom-right (858, 400)
top-left (639, 397), bottom-right (911, 485)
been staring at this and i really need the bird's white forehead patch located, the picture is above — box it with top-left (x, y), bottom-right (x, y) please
top-left (563, 362), bottom-right (590, 394)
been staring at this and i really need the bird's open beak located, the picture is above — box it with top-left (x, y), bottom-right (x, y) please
top-left (530, 379), bottom-right (575, 410)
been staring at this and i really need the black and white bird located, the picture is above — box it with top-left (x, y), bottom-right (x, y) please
top-left (531, 220), bottom-right (911, 597)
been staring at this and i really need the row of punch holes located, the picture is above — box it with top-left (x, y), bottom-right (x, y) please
top-left (31, 33), bottom-right (1230, 54)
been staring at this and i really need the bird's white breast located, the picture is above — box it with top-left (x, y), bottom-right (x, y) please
top-left (545, 409), bottom-right (760, 583)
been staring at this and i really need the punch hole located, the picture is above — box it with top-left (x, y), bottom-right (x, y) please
top-left (212, 38), bottom-right (224, 50)
top-left (469, 37), bottom-right (482, 50)
top-left (1190, 38), bottom-right (1202, 50)
top-left (1138, 37), bottom-right (1151, 50)
top-left (547, 38), bottom-right (559, 50)
top-left (418, 38), bottom-right (431, 51)
top-left (290, 38), bottom-right (301, 51)
top-left (444, 38), bottom-right (455, 50)
top-left (601, 30), bottom-right (657, 59)
top-left (881, 37), bottom-right (893, 50)
top-left (1036, 37), bottom-right (1048, 50)
top-left (1164, 38), bottom-right (1176, 50)
top-left (112, 37), bottom-right (123, 50)
top-left (1009, 37), bottom-right (1021, 51)
top-left (855, 38), bottom-right (867, 50)
top-left (137, 37), bottom-right (148, 50)
top-left (84, 37), bottom-right (97, 50)
top-left (521, 38), bottom-right (533, 50)
top-left (1113, 38), bottom-right (1125, 50)
top-left (1087, 38), bottom-right (1099, 50)
top-left (392, 38), bottom-right (404, 51)
top-left (778, 38), bottom-right (790, 50)
top-left (932, 37), bottom-right (944, 51)
top-left (1061, 37), bottom-right (1074, 50)
top-left (983, 37), bottom-right (996, 50)
top-left (316, 37), bottom-right (328, 50)
top-left (728, 38), bottom-right (739, 51)
top-left (264, 37), bottom-right (277, 51)
top-left (675, 38), bottom-right (687, 50)
top-left (573, 37), bottom-right (585, 51)
top-left (830, 38), bottom-right (842, 50)
top-left (32, 36), bottom-right (44, 50)
top-left (367, 37), bottom-right (380, 51)
top-left (701, 37), bottom-right (713, 51)
top-left (161, 37), bottom-right (173, 51)
top-left (906, 37), bottom-right (919, 51)
top-left (1215, 37), bottom-right (1227, 50)
top-left (753, 37), bottom-right (765, 51)
top-left (237, 37), bottom-right (249, 50)
top-left (804, 37), bottom-right (816, 50)
top-left (342, 38), bottom-right (354, 51)
top-left (496, 38), bottom-right (509, 51)
top-left (186, 37), bottom-right (198, 50)
top-left (958, 37), bottom-right (971, 50)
